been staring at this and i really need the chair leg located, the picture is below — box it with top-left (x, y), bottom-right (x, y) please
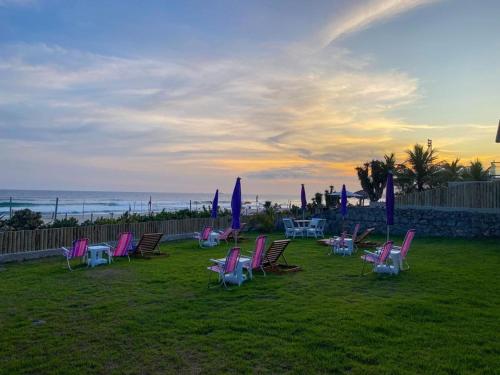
top-left (66, 257), bottom-right (72, 271)
top-left (260, 266), bottom-right (267, 277)
top-left (361, 260), bottom-right (367, 276)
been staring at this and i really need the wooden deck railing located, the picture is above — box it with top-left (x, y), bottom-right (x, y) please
top-left (395, 180), bottom-right (500, 209)
top-left (0, 216), bottom-right (231, 255)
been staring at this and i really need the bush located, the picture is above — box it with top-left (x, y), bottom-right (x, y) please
top-left (248, 212), bottom-right (275, 233)
top-left (7, 209), bottom-right (44, 230)
top-left (49, 217), bottom-right (79, 228)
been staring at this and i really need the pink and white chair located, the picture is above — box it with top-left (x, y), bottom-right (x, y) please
top-left (393, 229), bottom-right (416, 270)
top-left (105, 232), bottom-right (134, 262)
top-left (216, 227), bottom-right (233, 243)
top-left (194, 226), bottom-right (215, 248)
top-left (241, 235), bottom-right (267, 279)
top-left (61, 238), bottom-right (89, 271)
top-left (207, 247), bottom-right (241, 289)
top-left (361, 240), bottom-right (393, 275)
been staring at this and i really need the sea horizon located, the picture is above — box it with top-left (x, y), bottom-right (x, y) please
top-left (0, 188), bottom-right (300, 221)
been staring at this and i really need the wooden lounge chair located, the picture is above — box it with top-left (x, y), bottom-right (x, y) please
top-left (355, 228), bottom-right (378, 249)
top-left (262, 239), bottom-right (301, 273)
top-left (131, 233), bottom-right (166, 257)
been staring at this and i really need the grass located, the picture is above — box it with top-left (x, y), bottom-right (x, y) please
top-left (0, 233), bottom-right (499, 374)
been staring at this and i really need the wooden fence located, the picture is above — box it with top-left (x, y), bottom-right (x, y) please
top-left (395, 180), bottom-right (500, 209)
top-left (0, 216), bottom-right (231, 255)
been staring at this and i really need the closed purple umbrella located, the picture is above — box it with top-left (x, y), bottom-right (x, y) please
top-left (231, 178), bottom-right (242, 245)
top-left (386, 171), bottom-right (394, 240)
top-left (301, 184), bottom-right (307, 219)
top-left (211, 189), bottom-right (219, 219)
top-left (341, 184), bottom-right (348, 217)
top-left (341, 184), bottom-right (347, 232)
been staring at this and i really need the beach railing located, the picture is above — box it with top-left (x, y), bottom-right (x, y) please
top-left (0, 216), bottom-right (231, 255)
top-left (395, 180), bottom-right (500, 210)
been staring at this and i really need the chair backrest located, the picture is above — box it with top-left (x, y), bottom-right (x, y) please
top-left (263, 239), bottom-right (291, 265)
top-left (378, 241), bottom-right (393, 264)
top-left (114, 232), bottom-right (134, 257)
top-left (351, 223), bottom-right (360, 242)
top-left (309, 218), bottom-right (320, 228)
top-left (219, 227), bottom-right (233, 240)
top-left (283, 218), bottom-right (293, 229)
top-left (201, 226), bottom-right (212, 241)
top-left (70, 238), bottom-right (89, 259)
top-left (356, 227), bottom-right (375, 243)
top-left (338, 231), bottom-right (346, 247)
top-left (223, 247), bottom-right (240, 274)
top-left (251, 235), bottom-right (267, 269)
top-left (400, 229), bottom-right (416, 259)
top-left (135, 233), bottom-right (163, 256)
top-left (317, 219), bottom-right (326, 230)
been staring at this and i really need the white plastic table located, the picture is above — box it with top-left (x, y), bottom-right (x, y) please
top-left (87, 245), bottom-right (111, 268)
top-left (332, 237), bottom-right (354, 255)
top-left (374, 250), bottom-right (401, 274)
top-left (214, 257), bottom-right (251, 286)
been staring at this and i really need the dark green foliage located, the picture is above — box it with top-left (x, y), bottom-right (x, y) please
top-left (48, 217), bottom-right (79, 228)
top-left (6, 209), bottom-right (43, 230)
top-left (0, 234), bottom-right (498, 373)
top-left (463, 159), bottom-right (490, 181)
top-left (356, 157), bottom-right (391, 202)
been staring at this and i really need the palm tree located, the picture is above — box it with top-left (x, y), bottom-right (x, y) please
top-left (403, 143), bottom-right (439, 191)
top-left (463, 159), bottom-right (490, 181)
top-left (436, 158), bottom-right (464, 186)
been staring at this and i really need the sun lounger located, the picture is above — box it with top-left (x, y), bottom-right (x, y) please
top-left (130, 233), bottom-right (166, 257)
top-left (262, 239), bottom-right (301, 273)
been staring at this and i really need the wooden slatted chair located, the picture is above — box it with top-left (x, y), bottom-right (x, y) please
top-left (262, 239), bottom-right (301, 273)
top-left (355, 227), bottom-right (378, 248)
top-left (131, 233), bottom-right (166, 257)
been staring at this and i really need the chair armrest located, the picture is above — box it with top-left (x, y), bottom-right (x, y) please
top-left (363, 250), bottom-right (376, 255)
top-left (209, 258), bottom-right (223, 263)
top-left (61, 247), bottom-right (70, 254)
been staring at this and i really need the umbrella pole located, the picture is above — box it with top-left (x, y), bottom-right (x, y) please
top-left (387, 225), bottom-right (390, 242)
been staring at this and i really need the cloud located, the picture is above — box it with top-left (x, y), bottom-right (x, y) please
top-left (317, 0), bottom-right (441, 48)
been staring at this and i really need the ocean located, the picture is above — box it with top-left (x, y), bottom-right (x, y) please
top-left (0, 189), bottom-right (298, 221)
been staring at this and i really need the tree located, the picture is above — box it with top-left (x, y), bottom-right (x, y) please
top-left (355, 153), bottom-right (394, 202)
top-left (401, 144), bottom-right (439, 191)
top-left (463, 159), bottom-right (490, 181)
top-left (435, 158), bottom-right (464, 186)
top-left (314, 192), bottom-right (323, 207)
top-left (7, 209), bottom-right (44, 230)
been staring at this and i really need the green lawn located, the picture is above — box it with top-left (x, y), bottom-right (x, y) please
top-left (0, 234), bottom-right (499, 374)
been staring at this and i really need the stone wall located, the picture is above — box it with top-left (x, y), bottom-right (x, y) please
top-left (277, 207), bottom-right (500, 238)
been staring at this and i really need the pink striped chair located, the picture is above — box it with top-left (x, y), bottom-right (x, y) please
top-left (394, 229), bottom-right (416, 270)
top-left (207, 247), bottom-right (241, 289)
top-left (361, 240), bottom-right (393, 275)
top-left (194, 226), bottom-right (214, 248)
top-left (241, 235), bottom-right (267, 279)
top-left (217, 227), bottom-right (233, 243)
top-left (106, 232), bottom-right (134, 262)
top-left (61, 238), bottom-right (89, 271)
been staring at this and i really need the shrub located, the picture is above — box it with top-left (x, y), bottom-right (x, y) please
top-left (7, 209), bottom-right (44, 230)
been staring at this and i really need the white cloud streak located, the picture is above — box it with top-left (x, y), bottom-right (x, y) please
top-left (318, 0), bottom-right (441, 48)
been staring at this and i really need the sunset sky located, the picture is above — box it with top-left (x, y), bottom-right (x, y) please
top-left (1, 0), bottom-right (499, 195)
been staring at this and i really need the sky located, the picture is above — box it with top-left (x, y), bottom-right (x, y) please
top-left (0, 0), bottom-right (499, 196)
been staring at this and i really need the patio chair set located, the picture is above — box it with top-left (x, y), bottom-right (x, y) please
top-left (282, 217), bottom-right (416, 276)
top-left (283, 218), bottom-right (326, 239)
top-left (207, 236), bottom-right (301, 289)
top-left (61, 232), bottom-right (164, 270)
